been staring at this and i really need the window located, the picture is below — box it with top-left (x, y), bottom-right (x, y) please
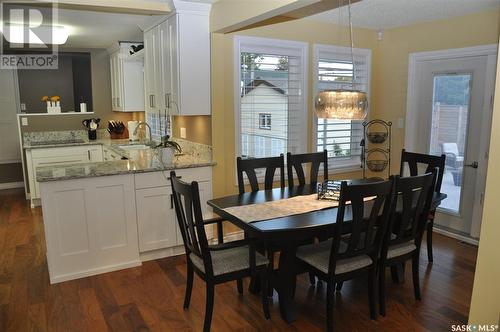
top-left (313, 44), bottom-right (371, 170)
top-left (235, 36), bottom-right (308, 162)
top-left (259, 113), bottom-right (272, 130)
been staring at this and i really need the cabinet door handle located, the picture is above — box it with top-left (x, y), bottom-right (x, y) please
top-left (151, 95), bottom-right (155, 108)
top-left (87, 150), bottom-right (91, 160)
top-left (149, 95), bottom-right (153, 108)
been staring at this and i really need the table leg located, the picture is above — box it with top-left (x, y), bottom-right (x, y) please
top-left (277, 244), bottom-right (297, 323)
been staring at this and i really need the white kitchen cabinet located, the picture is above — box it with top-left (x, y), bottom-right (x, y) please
top-left (136, 186), bottom-right (177, 252)
top-left (143, 8), bottom-right (210, 115)
top-left (144, 29), bottom-right (160, 113)
top-left (26, 145), bottom-right (103, 204)
top-left (109, 42), bottom-right (145, 112)
top-left (134, 167), bottom-right (213, 253)
top-left (40, 174), bottom-right (140, 284)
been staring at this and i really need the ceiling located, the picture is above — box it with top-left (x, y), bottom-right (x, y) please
top-left (308, 0), bottom-right (500, 29)
top-left (55, 8), bottom-right (150, 48)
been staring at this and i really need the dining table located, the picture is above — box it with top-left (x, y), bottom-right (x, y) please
top-left (207, 180), bottom-right (447, 323)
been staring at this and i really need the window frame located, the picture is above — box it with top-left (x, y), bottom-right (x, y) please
top-left (234, 36), bottom-right (309, 181)
top-left (312, 43), bottom-right (372, 173)
top-left (258, 113), bottom-right (272, 130)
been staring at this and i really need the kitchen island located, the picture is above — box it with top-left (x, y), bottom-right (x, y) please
top-left (35, 141), bottom-right (215, 284)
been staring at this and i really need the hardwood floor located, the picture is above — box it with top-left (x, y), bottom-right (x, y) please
top-left (0, 188), bottom-right (478, 331)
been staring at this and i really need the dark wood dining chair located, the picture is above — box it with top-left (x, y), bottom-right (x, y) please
top-left (379, 171), bottom-right (436, 316)
top-left (287, 150), bottom-right (328, 286)
top-left (400, 149), bottom-right (446, 262)
top-left (286, 150), bottom-right (328, 187)
top-left (236, 155), bottom-right (285, 194)
top-left (236, 155), bottom-right (285, 295)
top-left (170, 171), bottom-right (270, 332)
top-left (295, 179), bottom-right (393, 332)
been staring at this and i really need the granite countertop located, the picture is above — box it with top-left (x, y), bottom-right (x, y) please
top-left (27, 132), bottom-right (215, 182)
top-left (36, 149), bottom-right (215, 182)
top-left (24, 137), bottom-right (134, 150)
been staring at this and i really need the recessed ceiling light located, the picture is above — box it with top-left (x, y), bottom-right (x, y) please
top-left (1, 24), bottom-right (69, 45)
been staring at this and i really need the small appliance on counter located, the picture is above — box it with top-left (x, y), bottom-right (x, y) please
top-left (82, 118), bottom-right (100, 140)
top-left (128, 121), bottom-right (140, 141)
top-left (107, 121), bottom-right (128, 139)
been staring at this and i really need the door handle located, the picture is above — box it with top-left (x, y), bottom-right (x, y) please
top-left (87, 150), bottom-right (91, 161)
top-left (465, 161), bottom-right (478, 168)
top-left (151, 95), bottom-right (156, 108)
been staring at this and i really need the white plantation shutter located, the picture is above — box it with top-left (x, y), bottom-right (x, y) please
top-left (236, 36), bottom-right (308, 161)
top-left (313, 44), bottom-right (371, 168)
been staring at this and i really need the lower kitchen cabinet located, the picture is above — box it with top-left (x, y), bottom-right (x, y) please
top-left (136, 186), bottom-right (177, 252)
top-left (135, 167), bottom-right (213, 253)
top-left (40, 174), bottom-right (140, 284)
top-left (39, 165), bottom-right (213, 283)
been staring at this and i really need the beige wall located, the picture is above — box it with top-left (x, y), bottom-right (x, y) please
top-left (210, 17), bottom-right (377, 198)
top-left (371, 9), bottom-right (500, 174)
top-left (171, 116), bottom-right (212, 146)
top-left (210, 5), bottom-right (500, 198)
top-left (468, 42), bottom-right (500, 326)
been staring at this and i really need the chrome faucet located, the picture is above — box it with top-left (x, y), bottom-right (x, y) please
top-left (134, 122), bottom-right (154, 147)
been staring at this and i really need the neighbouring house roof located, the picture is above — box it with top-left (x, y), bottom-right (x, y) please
top-left (242, 79), bottom-right (286, 96)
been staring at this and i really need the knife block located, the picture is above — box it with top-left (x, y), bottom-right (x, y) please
top-left (110, 128), bottom-right (129, 139)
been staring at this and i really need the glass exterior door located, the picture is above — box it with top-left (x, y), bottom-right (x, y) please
top-left (429, 74), bottom-right (472, 214)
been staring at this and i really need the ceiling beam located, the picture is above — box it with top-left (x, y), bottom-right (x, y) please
top-left (34, 0), bottom-right (171, 15)
top-left (216, 0), bottom-right (363, 34)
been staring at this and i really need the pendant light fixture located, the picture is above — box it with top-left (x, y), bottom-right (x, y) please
top-left (314, 0), bottom-right (367, 120)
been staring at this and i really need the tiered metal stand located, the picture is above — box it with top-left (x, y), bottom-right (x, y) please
top-left (361, 119), bottom-right (392, 179)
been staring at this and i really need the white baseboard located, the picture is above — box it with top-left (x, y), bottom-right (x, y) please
top-left (433, 227), bottom-right (479, 246)
top-left (49, 260), bottom-right (142, 284)
top-left (0, 181), bottom-right (24, 190)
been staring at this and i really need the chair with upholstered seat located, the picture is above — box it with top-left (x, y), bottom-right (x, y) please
top-left (236, 155), bottom-right (285, 294)
top-left (400, 149), bottom-right (445, 262)
top-left (378, 172), bottom-right (436, 316)
top-left (295, 179), bottom-right (393, 331)
top-left (287, 150), bottom-right (328, 286)
top-left (170, 171), bottom-right (270, 332)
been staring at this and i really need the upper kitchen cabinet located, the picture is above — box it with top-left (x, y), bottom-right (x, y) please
top-left (143, 6), bottom-right (211, 116)
top-left (108, 42), bottom-right (145, 112)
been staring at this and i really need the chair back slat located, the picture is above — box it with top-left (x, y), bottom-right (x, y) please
top-left (383, 172), bottom-right (436, 256)
top-left (170, 171), bottom-right (214, 276)
top-left (287, 150), bottom-right (328, 187)
top-left (328, 179), bottom-right (393, 275)
top-left (400, 149), bottom-right (445, 194)
top-left (237, 155), bottom-right (285, 194)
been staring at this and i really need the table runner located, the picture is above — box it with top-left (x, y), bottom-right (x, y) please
top-left (222, 194), bottom-right (339, 223)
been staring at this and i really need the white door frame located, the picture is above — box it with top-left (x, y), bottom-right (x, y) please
top-left (405, 44), bottom-right (498, 239)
